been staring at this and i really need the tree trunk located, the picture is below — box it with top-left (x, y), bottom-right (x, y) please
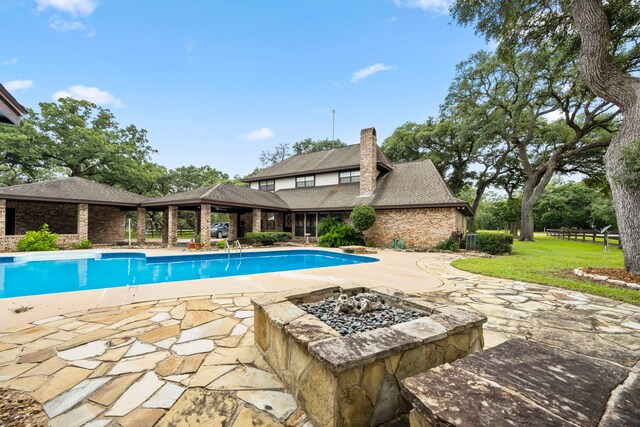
top-left (571, 0), bottom-right (640, 273)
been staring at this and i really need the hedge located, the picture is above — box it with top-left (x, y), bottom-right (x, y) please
top-left (477, 231), bottom-right (514, 255)
top-left (244, 232), bottom-right (292, 245)
top-left (17, 224), bottom-right (59, 252)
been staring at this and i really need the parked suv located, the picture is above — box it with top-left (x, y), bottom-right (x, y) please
top-left (211, 222), bottom-right (229, 238)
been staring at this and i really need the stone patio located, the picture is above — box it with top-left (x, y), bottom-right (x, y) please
top-left (0, 252), bottom-right (638, 426)
top-left (0, 294), bottom-right (310, 427)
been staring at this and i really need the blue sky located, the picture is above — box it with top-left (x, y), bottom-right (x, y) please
top-left (1, 0), bottom-right (492, 177)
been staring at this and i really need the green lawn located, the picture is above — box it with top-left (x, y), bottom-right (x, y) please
top-left (452, 235), bottom-right (640, 306)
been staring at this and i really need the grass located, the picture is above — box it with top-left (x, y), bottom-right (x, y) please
top-left (453, 234), bottom-right (640, 306)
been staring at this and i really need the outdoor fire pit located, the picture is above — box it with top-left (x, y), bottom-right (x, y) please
top-left (252, 285), bottom-right (487, 427)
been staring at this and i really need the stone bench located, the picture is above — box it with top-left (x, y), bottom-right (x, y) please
top-left (400, 339), bottom-right (639, 426)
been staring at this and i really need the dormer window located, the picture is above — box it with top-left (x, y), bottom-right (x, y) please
top-left (295, 175), bottom-right (315, 188)
top-left (259, 179), bottom-right (275, 191)
top-left (339, 170), bottom-right (360, 184)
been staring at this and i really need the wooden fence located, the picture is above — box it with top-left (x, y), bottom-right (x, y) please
top-left (545, 229), bottom-right (621, 248)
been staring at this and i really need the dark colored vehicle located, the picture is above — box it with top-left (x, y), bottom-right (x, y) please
top-left (211, 222), bottom-right (229, 238)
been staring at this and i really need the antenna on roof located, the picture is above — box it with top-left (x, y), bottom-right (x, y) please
top-left (332, 109), bottom-right (336, 140)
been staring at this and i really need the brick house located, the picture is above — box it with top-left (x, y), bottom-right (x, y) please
top-left (0, 127), bottom-right (471, 251)
top-left (241, 128), bottom-right (472, 248)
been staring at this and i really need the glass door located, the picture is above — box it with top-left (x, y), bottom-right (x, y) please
top-left (306, 213), bottom-right (317, 237)
top-left (295, 213), bottom-right (305, 237)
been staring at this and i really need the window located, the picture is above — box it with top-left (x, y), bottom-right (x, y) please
top-left (259, 179), bottom-right (275, 191)
top-left (295, 175), bottom-right (315, 188)
top-left (339, 170), bottom-right (360, 184)
top-left (261, 211), bottom-right (276, 230)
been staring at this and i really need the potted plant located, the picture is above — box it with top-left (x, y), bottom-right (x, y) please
top-left (187, 238), bottom-right (196, 250)
top-left (194, 234), bottom-right (202, 250)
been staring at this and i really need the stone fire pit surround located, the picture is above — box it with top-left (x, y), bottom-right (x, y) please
top-left (252, 285), bottom-right (487, 427)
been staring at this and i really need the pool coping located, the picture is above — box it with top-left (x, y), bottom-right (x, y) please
top-left (0, 247), bottom-right (443, 330)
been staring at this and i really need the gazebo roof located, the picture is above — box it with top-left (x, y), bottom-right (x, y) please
top-left (0, 177), bottom-right (148, 207)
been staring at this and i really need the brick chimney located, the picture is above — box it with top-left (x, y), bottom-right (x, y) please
top-left (359, 127), bottom-right (377, 196)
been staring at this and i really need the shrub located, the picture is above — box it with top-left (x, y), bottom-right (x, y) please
top-left (435, 237), bottom-right (459, 252)
top-left (74, 239), bottom-right (92, 249)
top-left (318, 224), bottom-right (364, 248)
top-left (350, 206), bottom-right (377, 231)
top-left (318, 214), bottom-right (343, 236)
top-left (245, 232), bottom-right (292, 245)
top-left (216, 240), bottom-right (226, 249)
top-left (477, 231), bottom-right (514, 255)
top-left (17, 224), bottom-right (59, 252)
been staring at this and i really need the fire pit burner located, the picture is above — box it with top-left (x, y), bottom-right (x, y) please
top-left (300, 292), bottom-right (424, 335)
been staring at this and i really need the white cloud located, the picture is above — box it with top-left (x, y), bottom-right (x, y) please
top-left (240, 128), bottom-right (275, 141)
top-left (393, 0), bottom-right (451, 14)
top-left (35, 0), bottom-right (98, 16)
top-left (4, 80), bottom-right (34, 91)
top-left (52, 85), bottom-right (123, 107)
top-left (351, 63), bottom-right (393, 83)
top-left (2, 57), bottom-right (18, 66)
top-left (50, 17), bottom-right (86, 32)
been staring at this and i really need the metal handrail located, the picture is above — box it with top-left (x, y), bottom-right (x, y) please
top-left (224, 240), bottom-right (230, 257)
top-left (235, 240), bottom-right (242, 257)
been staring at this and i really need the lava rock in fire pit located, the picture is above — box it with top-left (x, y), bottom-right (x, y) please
top-left (300, 293), bottom-right (424, 336)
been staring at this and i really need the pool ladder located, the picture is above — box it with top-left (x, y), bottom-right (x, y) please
top-left (224, 240), bottom-right (242, 258)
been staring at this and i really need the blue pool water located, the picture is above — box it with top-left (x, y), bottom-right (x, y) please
top-left (0, 250), bottom-right (377, 298)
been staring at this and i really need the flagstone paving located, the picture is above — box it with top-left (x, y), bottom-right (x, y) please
top-left (0, 252), bottom-right (639, 426)
top-left (0, 293), bottom-right (312, 427)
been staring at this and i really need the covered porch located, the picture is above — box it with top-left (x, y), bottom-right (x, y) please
top-left (141, 183), bottom-right (289, 248)
top-left (0, 178), bottom-right (147, 252)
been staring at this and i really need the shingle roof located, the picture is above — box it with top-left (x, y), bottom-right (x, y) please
top-left (244, 144), bottom-right (393, 182)
top-left (143, 183), bottom-right (289, 210)
top-left (275, 159), bottom-right (472, 214)
top-left (0, 177), bottom-right (148, 206)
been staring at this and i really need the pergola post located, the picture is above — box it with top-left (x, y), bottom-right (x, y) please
top-left (200, 204), bottom-right (211, 249)
top-left (167, 206), bottom-right (178, 247)
top-left (252, 208), bottom-right (262, 233)
top-left (136, 207), bottom-right (146, 244)
top-left (0, 199), bottom-right (6, 238)
top-left (228, 212), bottom-right (238, 239)
top-left (77, 203), bottom-right (89, 241)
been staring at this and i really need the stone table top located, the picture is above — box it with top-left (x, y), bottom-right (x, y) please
top-left (401, 339), bottom-right (639, 426)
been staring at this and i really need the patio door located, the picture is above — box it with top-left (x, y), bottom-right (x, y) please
top-left (295, 213), bottom-right (305, 237)
top-left (306, 213), bottom-right (317, 237)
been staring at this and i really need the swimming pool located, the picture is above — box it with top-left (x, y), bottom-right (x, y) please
top-left (0, 250), bottom-right (377, 298)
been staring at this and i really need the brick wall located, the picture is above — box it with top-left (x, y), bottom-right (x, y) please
top-left (88, 205), bottom-right (125, 244)
top-left (363, 207), bottom-right (467, 248)
top-left (7, 201), bottom-right (77, 234)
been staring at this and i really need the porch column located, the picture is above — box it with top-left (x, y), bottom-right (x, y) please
top-left (200, 204), bottom-right (211, 249)
top-left (0, 199), bottom-right (6, 238)
top-left (162, 209), bottom-right (169, 245)
top-left (167, 206), bottom-right (178, 247)
top-left (77, 203), bottom-right (89, 241)
top-left (136, 207), bottom-right (146, 244)
top-left (252, 208), bottom-right (261, 232)
top-left (228, 213), bottom-right (238, 239)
